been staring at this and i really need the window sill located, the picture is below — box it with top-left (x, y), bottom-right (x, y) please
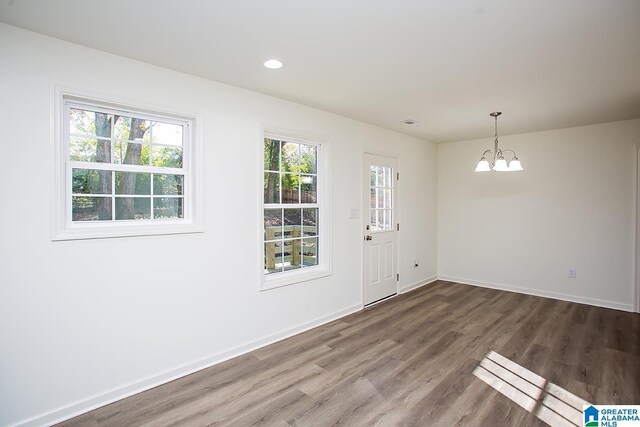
top-left (261, 267), bottom-right (331, 291)
top-left (52, 221), bottom-right (203, 241)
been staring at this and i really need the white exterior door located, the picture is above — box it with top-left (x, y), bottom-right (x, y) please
top-left (363, 153), bottom-right (398, 306)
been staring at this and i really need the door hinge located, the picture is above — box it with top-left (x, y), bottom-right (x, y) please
top-left (397, 172), bottom-right (400, 180)
top-left (397, 273), bottom-right (400, 281)
top-left (396, 223), bottom-right (399, 231)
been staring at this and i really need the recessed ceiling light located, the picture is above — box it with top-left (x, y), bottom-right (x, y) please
top-left (402, 119), bottom-right (417, 125)
top-left (264, 59), bottom-right (283, 69)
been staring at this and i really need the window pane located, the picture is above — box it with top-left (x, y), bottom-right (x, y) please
top-left (264, 139), bottom-right (281, 172)
top-left (370, 188), bottom-right (376, 209)
top-left (153, 197), bottom-right (183, 219)
top-left (70, 136), bottom-right (110, 163)
top-left (113, 141), bottom-right (150, 165)
top-left (264, 241), bottom-right (283, 274)
top-left (302, 237), bottom-right (318, 267)
top-left (150, 122), bottom-right (182, 147)
top-left (300, 175), bottom-right (316, 203)
top-left (302, 208), bottom-right (317, 237)
top-left (264, 172), bottom-right (280, 204)
top-left (282, 142), bottom-right (300, 173)
top-left (114, 116), bottom-right (152, 142)
top-left (154, 174), bottom-right (184, 196)
top-left (375, 210), bottom-right (383, 230)
top-left (70, 108), bottom-right (108, 136)
top-left (72, 196), bottom-right (112, 221)
top-left (300, 144), bottom-right (317, 174)
top-left (384, 189), bottom-right (392, 208)
top-left (282, 174), bottom-right (299, 203)
top-left (379, 169), bottom-right (384, 186)
top-left (115, 197), bottom-right (151, 220)
top-left (384, 209), bottom-right (392, 229)
top-left (370, 209), bottom-right (376, 230)
top-left (377, 188), bottom-right (384, 209)
top-left (264, 208), bottom-right (282, 241)
top-left (284, 208), bottom-right (302, 230)
top-left (72, 169), bottom-right (112, 194)
top-left (370, 165), bottom-right (376, 187)
top-left (283, 239), bottom-right (302, 271)
top-left (386, 168), bottom-right (393, 187)
top-left (152, 146), bottom-right (183, 168)
top-left (115, 172), bottom-right (151, 195)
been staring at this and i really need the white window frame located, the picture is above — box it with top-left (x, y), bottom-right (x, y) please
top-left (51, 88), bottom-right (203, 240)
top-left (260, 127), bottom-right (332, 290)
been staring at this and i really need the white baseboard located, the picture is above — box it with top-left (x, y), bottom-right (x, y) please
top-left (399, 275), bottom-right (438, 294)
top-left (11, 304), bottom-right (362, 427)
top-left (438, 275), bottom-right (635, 312)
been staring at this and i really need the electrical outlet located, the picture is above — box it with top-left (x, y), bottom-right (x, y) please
top-left (568, 268), bottom-right (576, 279)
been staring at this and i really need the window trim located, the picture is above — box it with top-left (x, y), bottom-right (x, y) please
top-left (51, 87), bottom-right (204, 240)
top-left (259, 126), bottom-right (332, 290)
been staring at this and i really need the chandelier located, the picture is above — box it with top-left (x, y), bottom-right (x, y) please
top-left (475, 112), bottom-right (523, 172)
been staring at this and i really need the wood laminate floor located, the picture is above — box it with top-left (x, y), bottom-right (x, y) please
top-left (60, 281), bottom-right (640, 427)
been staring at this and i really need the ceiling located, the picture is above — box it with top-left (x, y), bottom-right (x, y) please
top-left (1, 0), bottom-right (639, 142)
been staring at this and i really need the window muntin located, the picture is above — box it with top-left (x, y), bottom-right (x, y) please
top-left (263, 137), bottom-right (319, 275)
top-left (65, 102), bottom-right (188, 223)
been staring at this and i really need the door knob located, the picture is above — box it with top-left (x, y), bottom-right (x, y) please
top-left (365, 235), bottom-right (372, 241)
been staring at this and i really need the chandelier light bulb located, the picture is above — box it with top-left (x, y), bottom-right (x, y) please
top-left (475, 157), bottom-right (491, 172)
top-left (508, 157), bottom-right (523, 171)
top-left (493, 157), bottom-right (509, 171)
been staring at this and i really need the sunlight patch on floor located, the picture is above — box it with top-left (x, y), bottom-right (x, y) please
top-left (473, 351), bottom-right (590, 427)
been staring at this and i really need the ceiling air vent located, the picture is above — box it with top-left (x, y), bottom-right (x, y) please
top-left (401, 119), bottom-right (417, 125)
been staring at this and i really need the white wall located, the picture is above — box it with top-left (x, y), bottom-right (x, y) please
top-left (438, 119), bottom-right (640, 311)
top-left (0, 24), bottom-right (438, 426)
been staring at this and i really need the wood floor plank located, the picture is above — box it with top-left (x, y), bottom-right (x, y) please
top-left (58, 281), bottom-right (640, 427)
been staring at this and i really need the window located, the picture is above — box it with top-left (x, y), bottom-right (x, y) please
top-left (262, 133), bottom-right (330, 288)
top-left (52, 92), bottom-right (202, 240)
top-left (369, 165), bottom-right (394, 230)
